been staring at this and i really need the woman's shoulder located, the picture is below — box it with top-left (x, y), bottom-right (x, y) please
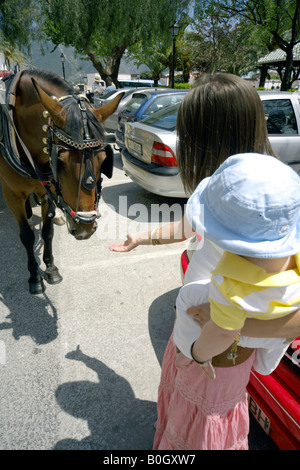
top-left (184, 239), bottom-right (223, 284)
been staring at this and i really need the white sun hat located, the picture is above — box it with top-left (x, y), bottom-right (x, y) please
top-left (186, 153), bottom-right (300, 258)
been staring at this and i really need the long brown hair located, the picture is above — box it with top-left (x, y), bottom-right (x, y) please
top-left (176, 73), bottom-right (277, 195)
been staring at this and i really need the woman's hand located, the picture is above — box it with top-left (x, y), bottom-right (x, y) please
top-left (109, 234), bottom-right (140, 252)
top-left (109, 216), bottom-right (194, 253)
top-left (187, 303), bottom-right (211, 327)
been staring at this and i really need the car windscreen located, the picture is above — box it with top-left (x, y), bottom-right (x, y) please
top-left (262, 99), bottom-right (298, 134)
top-left (122, 93), bottom-right (149, 114)
top-left (100, 89), bottom-right (119, 100)
top-left (143, 93), bottom-right (186, 118)
top-left (142, 103), bottom-right (180, 131)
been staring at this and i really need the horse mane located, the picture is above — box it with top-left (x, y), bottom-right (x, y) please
top-left (22, 68), bottom-right (74, 94)
top-left (22, 69), bottom-right (105, 144)
top-left (62, 99), bottom-right (105, 144)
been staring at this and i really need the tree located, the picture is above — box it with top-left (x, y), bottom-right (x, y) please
top-left (128, 35), bottom-right (187, 86)
top-left (42, 0), bottom-right (192, 85)
top-left (0, 0), bottom-right (42, 50)
top-left (187, 4), bottom-right (259, 76)
top-left (0, 39), bottom-right (27, 69)
top-left (206, 0), bottom-right (300, 90)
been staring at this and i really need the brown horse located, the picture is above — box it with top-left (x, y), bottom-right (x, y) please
top-left (0, 69), bottom-right (124, 294)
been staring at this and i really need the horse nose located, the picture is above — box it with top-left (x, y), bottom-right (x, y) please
top-left (71, 222), bottom-right (97, 240)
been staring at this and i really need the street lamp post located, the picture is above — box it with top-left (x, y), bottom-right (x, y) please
top-left (170, 22), bottom-right (180, 88)
top-left (60, 53), bottom-right (66, 80)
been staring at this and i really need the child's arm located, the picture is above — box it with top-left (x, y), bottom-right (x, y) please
top-left (187, 303), bottom-right (300, 339)
top-left (191, 320), bottom-right (240, 363)
top-left (191, 273), bottom-right (245, 363)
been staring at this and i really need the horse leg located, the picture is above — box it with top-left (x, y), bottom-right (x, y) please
top-left (1, 185), bottom-right (45, 294)
top-left (25, 195), bottom-right (34, 229)
top-left (41, 198), bottom-right (63, 285)
top-left (25, 196), bottom-right (33, 219)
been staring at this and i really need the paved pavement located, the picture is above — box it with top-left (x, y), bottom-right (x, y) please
top-left (0, 148), bottom-right (277, 450)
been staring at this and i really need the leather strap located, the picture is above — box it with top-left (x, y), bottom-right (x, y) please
top-left (212, 345), bottom-right (254, 368)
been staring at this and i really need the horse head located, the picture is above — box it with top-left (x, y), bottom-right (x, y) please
top-left (32, 79), bottom-right (124, 240)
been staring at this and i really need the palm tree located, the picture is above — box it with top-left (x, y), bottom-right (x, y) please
top-left (0, 39), bottom-right (26, 70)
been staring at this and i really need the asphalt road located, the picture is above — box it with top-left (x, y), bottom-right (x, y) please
top-left (0, 148), bottom-right (277, 450)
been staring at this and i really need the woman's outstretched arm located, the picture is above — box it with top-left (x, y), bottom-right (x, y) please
top-left (109, 214), bottom-right (195, 252)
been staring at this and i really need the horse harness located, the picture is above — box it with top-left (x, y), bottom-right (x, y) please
top-left (46, 93), bottom-right (108, 224)
top-left (0, 72), bottom-right (113, 225)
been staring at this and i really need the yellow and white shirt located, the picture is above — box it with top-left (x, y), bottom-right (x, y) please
top-left (174, 239), bottom-right (297, 375)
top-left (210, 252), bottom-right (300, 331)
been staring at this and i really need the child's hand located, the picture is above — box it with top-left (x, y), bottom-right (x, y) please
top-left (187, 303), bottom-right (210, 327)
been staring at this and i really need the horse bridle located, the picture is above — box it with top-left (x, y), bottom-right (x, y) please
top-left (45, 94), bottom-right (107, 225)
top-left (1, 74), bottom-right (109, 225)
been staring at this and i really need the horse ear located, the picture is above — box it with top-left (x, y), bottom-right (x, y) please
top-left (93, 92), bottom-right (125, 122)
top-left (31, 78), bottom-right (65, 128)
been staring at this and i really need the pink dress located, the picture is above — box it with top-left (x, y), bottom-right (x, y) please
top-left (153, 334), bottom-right (255, 450)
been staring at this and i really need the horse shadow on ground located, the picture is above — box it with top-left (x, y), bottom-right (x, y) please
top-left (0, 188), bottom-right (58, 344)
top-left (53, 289), bottom-right (178, 450)
top-left (53, 346), bottom-right (157, 450)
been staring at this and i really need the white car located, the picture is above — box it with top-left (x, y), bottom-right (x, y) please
top-left (121, 91), bottom-right (300, 198)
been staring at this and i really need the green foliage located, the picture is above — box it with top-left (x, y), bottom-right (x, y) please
top-left (1, 0), bottom-right (298, 90)
top-left (201, 0), bottom-right (300, 89)
top-left (174, 82), bottom-right (191, 89)
top-left (0, 39), bottom-right (27, 68)
top-left (42, 0), bottom-right (191, 82)
top-left (0, 0), bottom-right (42, 50)
top-left (43, 0), bottom-right (190, 56)
top-left (187, 10), bottom-right (258, 76)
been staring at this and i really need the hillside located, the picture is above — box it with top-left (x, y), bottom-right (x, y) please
top-left (25, 41), bottom-right (148, 84)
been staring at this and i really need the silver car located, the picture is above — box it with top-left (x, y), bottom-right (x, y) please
top-left (116, 89), bottom-right (188, 149)
top-left (96, 88), bottom-right (135, 142)
top-left (98, 87), bottom-right (168, 142)
top-left (121, 91), bottom-right (300, 198)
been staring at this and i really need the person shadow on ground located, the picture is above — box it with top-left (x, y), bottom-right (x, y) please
top-left (53, 346), bottom-right (157, 450)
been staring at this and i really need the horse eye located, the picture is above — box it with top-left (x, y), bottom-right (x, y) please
top-left (57, 156), bottom-right (66, 172)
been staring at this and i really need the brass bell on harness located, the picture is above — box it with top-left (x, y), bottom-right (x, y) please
top-left (43, 147), bottom-right (49, 155)
top-left (42, 137), bottom-right (48, 145)
top-left (42, 124), bottom-right (48, 132)
top-left (43, 110), bottom-right (49, 119)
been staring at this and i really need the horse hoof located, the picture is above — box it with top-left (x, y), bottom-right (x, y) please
top-left (27, 216), bottom-right (34, 229)
top-left (29, 279), bottom-right (45, 295)
top-left (44, 269), bottom-right (63, 285)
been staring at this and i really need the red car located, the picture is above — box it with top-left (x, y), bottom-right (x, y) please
top-left (0, 70), bottom-right (11, 78)
top-left (181, 249), bottom-right (300, 450)
top-left (247, 338), bottom-right (300, 449)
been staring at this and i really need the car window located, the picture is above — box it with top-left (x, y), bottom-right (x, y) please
top-left (262, 99), bottom-right (298, 135)
top-left (101, 90), bottom-right (119, 100)
top-left (122, 93), bottom-right (148, 114)
top-left (143, 94), bottom-right (185, 117)
top-left (143, 103), bottom-right (180, 131)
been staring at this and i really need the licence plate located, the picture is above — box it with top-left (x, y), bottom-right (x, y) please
top-left (248, 396), bottom-right (271, 434)
top-left (127, 138), bottom-right (142, 155)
